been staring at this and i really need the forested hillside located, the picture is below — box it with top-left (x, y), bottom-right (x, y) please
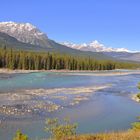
top-left (0, 31), bottom-right (115, 60)
top-left (0, 47), bottom-right (139, 70)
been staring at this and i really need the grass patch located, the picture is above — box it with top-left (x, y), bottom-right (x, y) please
top-left (65, 130), bottom-right (140, 140)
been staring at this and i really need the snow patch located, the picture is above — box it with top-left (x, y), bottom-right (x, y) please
top-left (61, 40), bottom-right (133, 53)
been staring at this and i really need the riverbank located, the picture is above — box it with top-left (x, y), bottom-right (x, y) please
top-left (0, 68), bottom-right (140, 76)
top-left (62, 130), bottom-right (140, 140)
top-left (0, 69), bottom-right (41, 74)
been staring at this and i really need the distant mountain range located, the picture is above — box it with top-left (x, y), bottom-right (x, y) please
top-left (62, 41), bottom-right (140, 62)
top-left (62, 40), bottom-right (131, 53)
top-left (0, 21), bottom-right (139, 62)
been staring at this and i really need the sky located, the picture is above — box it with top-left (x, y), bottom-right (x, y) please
top-left (0, 0), bottom-right (140, 51)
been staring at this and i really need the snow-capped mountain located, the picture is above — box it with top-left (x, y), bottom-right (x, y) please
top-left (62, 41), bottom-right (140, 62)
top-left (0, 21), bottom-right (131, 53)
top-left (62, 40), bottom-right (131, 53)
top-left (0, 21), bottom-right (140, 62)
top-left (0, 21), bottom-right (49, 47)
top-left (0, 21), bottom-right (114, 60)
top-left (63, 41), bottom-right (140, 62)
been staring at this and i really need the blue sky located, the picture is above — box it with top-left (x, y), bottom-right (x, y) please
top-left (0, 0), bottom-right (140, 51)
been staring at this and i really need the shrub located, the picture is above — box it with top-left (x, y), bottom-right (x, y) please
top-left (45, 118), bottom-right (77, 140)
top-left (131, 122), bottom-right (140, 130)
top-left (136, 93), bottom-right (140, 99)
top-left (138, 83), bottom-right (140, 89)
top-left (13, 130), bottom-right (28, 140)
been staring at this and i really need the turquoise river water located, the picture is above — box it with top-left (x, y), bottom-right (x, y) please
top-left (0, 71), bottom-right (140, 140)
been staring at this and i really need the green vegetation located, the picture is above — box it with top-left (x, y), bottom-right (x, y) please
top-left (0, 32), bottom-right (113, 60)
top-left (11, 117), bottom-right (140, 140)
top-left (0, 47), bottom-right (139, 70)
top-left (45, 118), bottom-right (77, 140)
top-left (44, 116), bottom-right (140, 140)
top-left (136, 83), bottom-right (140, 100)
top-left (131, 116), bottom-right (140, 130)
top-left (136, 93), bottom-right (140, 99)
top-left (131, 122), bottom-right (140, 130)
top-left (13, 130), bottom-right (28, 140)
top-left (13, 129), bottom-right (140, 140)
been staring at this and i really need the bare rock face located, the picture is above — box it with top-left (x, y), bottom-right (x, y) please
top-left (0, 21), bottom-right (49, 47)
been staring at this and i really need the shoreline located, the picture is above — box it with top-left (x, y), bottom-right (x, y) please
top-left (0, 69), bottom-right (140, 76)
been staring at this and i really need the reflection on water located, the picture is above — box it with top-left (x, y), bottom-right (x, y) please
top-left (0, 71), bottom-right (140, 140)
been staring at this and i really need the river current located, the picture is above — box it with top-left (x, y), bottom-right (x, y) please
top-left (0, 71), bottom-right (140, 140)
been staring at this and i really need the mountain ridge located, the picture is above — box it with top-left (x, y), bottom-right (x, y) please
top-left (61, 40), bottom-right (133, 53)
top-left (61, 40), bottom-right (140, 62)
top-left (0, 21), bottom-right (50, 47)
top-left (0, 21), bottom-right (139, 62)
top-left (0, 21), bottom-right (113, 60)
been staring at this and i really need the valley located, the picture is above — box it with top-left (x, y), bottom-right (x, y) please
top-left (0, 22), bottom-right (140, 140)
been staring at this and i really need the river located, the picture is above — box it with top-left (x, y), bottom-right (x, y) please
top-left (0, 70), bottom-right (140, 140)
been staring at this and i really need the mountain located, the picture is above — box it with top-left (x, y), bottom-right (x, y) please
top-left (0, 22), bottom-right (113, 60)
top-left (0, 22), bottom-right (51, 47)
top-left (0, 31), bottom-right (48, 51)
top-left (62, 40), bottom-right (130, 53)
top-left (104, 52), bottom-right (140, 62)
top-left (62, 41), bottom-right (140, 62)
top-left (1, 21), bottom-right (139, 62)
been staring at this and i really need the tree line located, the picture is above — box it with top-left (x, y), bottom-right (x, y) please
top-left (0, 47), bottom-right (139, 70)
